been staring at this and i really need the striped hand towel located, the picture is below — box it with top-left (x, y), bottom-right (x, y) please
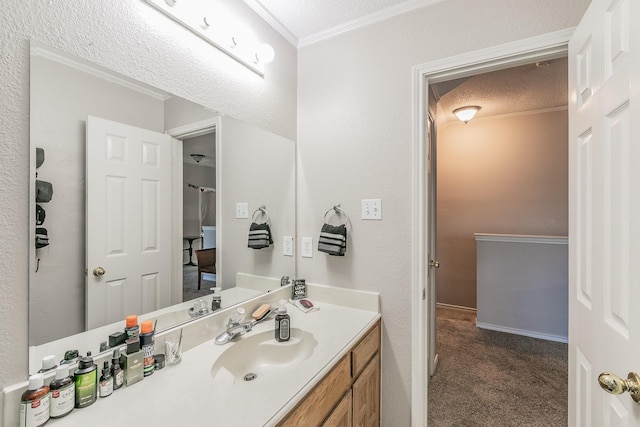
top-left (318, 223), bottom-right (347, 256)
top-left (248, 222), bottom-right (273, 249)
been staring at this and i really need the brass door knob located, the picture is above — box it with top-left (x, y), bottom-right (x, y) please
top-left (598, 372), bottom-right (640, 403)
top-left (429, 260), bottom-right (440, 268)
top-left (92, 266), bottom-right (106, 277)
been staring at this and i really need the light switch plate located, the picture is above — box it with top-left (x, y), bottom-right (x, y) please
top-left (301, 237), bottom-right (313, 258)
top-left (236, 202), bottom-right (249, 219)
top-left (283, 236), bottom-right (294, 256)
top-left (362, 199), bottom-right (382, 220)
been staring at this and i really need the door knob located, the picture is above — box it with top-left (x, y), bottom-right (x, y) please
top-left (429, 260), bottom-right (440, 268)
top-left (598, 372), bottom-right (640, 403)
top-left (92, 266), bottom-right (106, 277)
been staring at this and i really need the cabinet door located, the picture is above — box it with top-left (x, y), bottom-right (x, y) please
top-left (352, 353), bottom-right (380, 427)
top-left (323, 391), bottom-right (352, 427)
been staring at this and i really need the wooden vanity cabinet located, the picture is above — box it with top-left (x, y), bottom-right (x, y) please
top-left (278, 320), bottom-right (381, 427)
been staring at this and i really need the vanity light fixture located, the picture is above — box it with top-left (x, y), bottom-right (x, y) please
top-left (145, 0), bottom-right (275, 76)
top-left (453, 106), bottom-right (481, 124)
top-left (190, 154), bottom-right (206, 163)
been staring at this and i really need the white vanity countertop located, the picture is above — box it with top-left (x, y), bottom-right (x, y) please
top-left (47, 299), bottom-right (380, 426)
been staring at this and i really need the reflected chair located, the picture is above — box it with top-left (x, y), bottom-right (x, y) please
top-left (194, 248), bottom-right (216, 290)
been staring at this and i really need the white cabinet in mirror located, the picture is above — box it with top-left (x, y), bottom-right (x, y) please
top-left (28, 41), bottom-right (295, 367)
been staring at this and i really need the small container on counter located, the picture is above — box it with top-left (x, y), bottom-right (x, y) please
top-left (124, 315), bottom-right (140, 339)
top-left (140, 320), bottom-right (155, 377)
top-left (275, 300), bottom-right (291, 342)
top-left (20, 373), bottom-right (50, 427)
top-left (37, 355), bottom-right (57, 374)
top-left (74, 353), bottom-right (97, 408)
top-left (99, 361), bottom-right (113, 398)
top-left (49, 365), bottom-right (74, 419)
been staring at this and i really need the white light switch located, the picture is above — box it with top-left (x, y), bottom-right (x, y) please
top-left (236, 203), bottom-right (249, 219)
top-left (301, 237), bottom-right (313, 258)
top-left (362, 199), bottom-right (382, 220)
top-left (283, 236), bottom-right (294, 256)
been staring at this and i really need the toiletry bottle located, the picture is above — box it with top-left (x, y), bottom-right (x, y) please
top-left (124, 314), bottom-right (140, 339)
top-left (121, 337), bottom-right (144, 386)
top-left (111, 349), bottom-right (124, 390)
top-left (19, 373), bottom-right (50, 427)
top-left (37, 354), bottom-right (57, 373)
top-left (139, 320), bottom-right (155, 377)
top-left (99, 361), bottom-right (113, 398)
top-left (74, 353), bottom-right (97, 408)
top-left (275, 300), bottom-right (290, 342)
top-left (210, 287), bottom-right (222, 311)
top-left (49, 365), bottom-right (74, 419)
top-left (60, 349), bottom-right (79, 366)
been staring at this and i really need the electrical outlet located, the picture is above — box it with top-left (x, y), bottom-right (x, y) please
top-left (362, 199), bottom-right (382, 220)
top-left (283, 236), bottom-right (294, 256)
top-left (236, 202), bottom-right (249, 219)
top-left (301, 237), bottom-right (313, 258)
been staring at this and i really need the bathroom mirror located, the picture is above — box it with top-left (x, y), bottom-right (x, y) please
top-left (28, 41), bottom-right (295, 354)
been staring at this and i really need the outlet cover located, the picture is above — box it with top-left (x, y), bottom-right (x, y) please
top-left (283, 236), bottom-right (294, 256)
top-left (236, 202), bottom-right (249, 219)
top-left (362, 199), bottom-right (382, 220)
top-left (301, 237), bottom-right (313, 258)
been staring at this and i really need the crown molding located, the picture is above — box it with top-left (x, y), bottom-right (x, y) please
top-left (242, 0), bottom-right (298, 46)
top-left (30, 42), bottom-right (170, 101)
top-left (299, 0), bottom-right (448, 47)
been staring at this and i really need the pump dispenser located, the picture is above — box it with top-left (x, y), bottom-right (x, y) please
top-left (275, 300), bottom-right (290, 342)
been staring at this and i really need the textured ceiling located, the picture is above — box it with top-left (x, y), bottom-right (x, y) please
top-left (251, 0), bottom-right (434, 42)
top-left (434, 58), bottom-right (568, 124)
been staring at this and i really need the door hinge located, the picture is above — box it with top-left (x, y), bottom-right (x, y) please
top-left (422, 288), bottom-right (426, 300)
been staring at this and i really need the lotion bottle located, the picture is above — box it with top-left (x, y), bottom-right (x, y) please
top-left (49, 365), bottom-right (74, 418)
top-left (275, 300), bottom-right (290, 342)
top-left (20, 373), bottom-right (50, 427)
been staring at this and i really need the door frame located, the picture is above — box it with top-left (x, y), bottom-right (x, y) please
top-left (410, 28), bottom-right (573, 425)
top-left (165, 117), bottom-right (220, 305)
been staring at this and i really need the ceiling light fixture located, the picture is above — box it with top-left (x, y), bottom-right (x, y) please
top-left (190, 154), bottom-right (206, 163)
top-left (145, 0), bottom-right (275, 76)
top-left (453, 106), bottom-right (481, 124)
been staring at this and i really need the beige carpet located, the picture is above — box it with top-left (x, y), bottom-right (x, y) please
top-left (428, 308), bottom-right (567, 426)
top-left (182, 265), bottom-right (215, 302)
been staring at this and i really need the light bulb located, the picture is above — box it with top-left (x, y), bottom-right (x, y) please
top-left (255, 44), bottom-right (275, 64)
top-left (453, 106), bottom-right (481, 124)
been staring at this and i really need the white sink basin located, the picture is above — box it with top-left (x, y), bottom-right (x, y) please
top-left (211, 328), bottom-right (317, 384)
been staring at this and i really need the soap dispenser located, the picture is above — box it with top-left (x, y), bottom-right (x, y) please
top-left (275, 300), bottom-right (290, 342)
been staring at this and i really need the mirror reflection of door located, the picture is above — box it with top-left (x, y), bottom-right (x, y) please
top-left (86, 116), bottom-right (173, 330)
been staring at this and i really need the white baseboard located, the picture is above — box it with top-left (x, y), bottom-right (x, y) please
top-left (436, 302), bottom-right (477, 313)
top-left (476, 322), bottom-right (568, 344)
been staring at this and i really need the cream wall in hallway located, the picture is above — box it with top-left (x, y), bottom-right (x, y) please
top-left (297, 0), bottom-right (587, 424)
top-left (437, 109), bottom-right (569, 308)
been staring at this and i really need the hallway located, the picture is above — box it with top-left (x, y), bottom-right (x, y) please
top-left (428, 307), bottom-right (567, 426)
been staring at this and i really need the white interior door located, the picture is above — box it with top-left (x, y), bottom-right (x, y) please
top-left (569, 0), bottom-right (640, 424)
top-left (86, 116), bottom-right (173, 329)
top-left (427, 113), bottom-right (439, 377)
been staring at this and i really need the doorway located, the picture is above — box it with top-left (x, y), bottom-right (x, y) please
top-left (409, 29), bottom-right (573, 425)
top-left (182, 131), bottom-right (217, 302)
top-left (426, 59), bottom-right (569, 424)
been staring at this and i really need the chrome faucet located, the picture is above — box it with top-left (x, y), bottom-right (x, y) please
top-left (214, 305), bottom-right (275, 345)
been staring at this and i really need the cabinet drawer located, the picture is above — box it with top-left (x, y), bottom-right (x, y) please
top-left (278, 354), bottom-right (351, 427)
top-left (351, 321), bottom-right (380, 379)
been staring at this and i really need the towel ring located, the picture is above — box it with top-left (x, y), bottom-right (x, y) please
top-left (252, 205), bottom-right (270, 224)
top-left (323, 204), bottom-right (350, 227)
